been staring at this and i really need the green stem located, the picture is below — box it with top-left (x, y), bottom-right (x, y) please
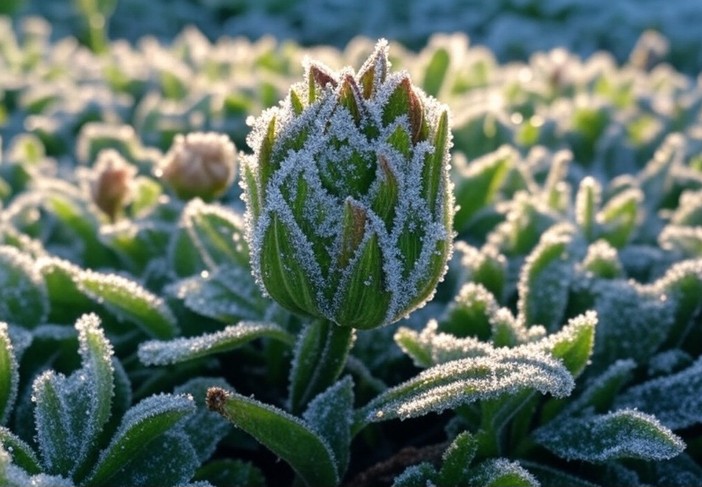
top-left (289, 319), bottom-right (354, 415)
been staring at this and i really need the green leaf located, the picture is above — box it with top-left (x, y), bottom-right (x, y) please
top-left (288, 320), bottom-right (354, 414)
top-left (520, 461), bottom-right (598, 487)
top-left (615, 356), bottom-right (702, 430)
top-left (0, 324), bottom-right (18, 425)
top-left (206, 387), bottom-right (338, 487)
top-left (335, 233), bottom-right (392, 329)
top-left (178, 200), bottom-right (249, 270)
top-left (0, 427), bottom-right (42, 475)
top-left (32, 314), bottom-right (115, 479)
top-left (0, 246), bottom-right (48, 327)
top-left (260, 213), bottom-right (320, 316)
top-left (303, 376), bottom-right (354, 478)
top-left (85, 394), bottom-right (195, 486)
top-left (392, 462), bottom-right (437, 487)
top-left (439, 283), bottom-right (498, 340)
top-left (106, 430), bottom-right (199, 487)
top-left (138, 321), bottom-right (294, 366)
top-left (469, 459), bottom-right (539, 487)
top-left (598, 188), bottom-right (642, 248)
top-left (517, 225), bottom-right (575, 330)
top-left (422, 47), bottom-right (450, 97)
top-left (537, 311), bottom-right (597, 377)
top-left (453, 146), bottom-right (513, 231)
top-left (32, 370), bottom-right (74, 475)
top-left (356, 346), bottom-right (574, 427)
top-left (78, 270), bottom-right (178, 339)
top-left (40, 181), bottom-right (110, 267)
top-left (534, 409), bottom-right (685, 462)
top-left (394, 319), bottom-right (492, 368)
top-left (563, 358), bottom-right (636, 417)
top-left (194, 459), bottom-right (265, 487)
top-left (437, 431), bottom-right (477, 487)
top-left (422, 109), bottom-right (449, 215)
top-left (574, 176), bottom-right (601, 241)
top-left (36, 257), bottom-right (94, 321)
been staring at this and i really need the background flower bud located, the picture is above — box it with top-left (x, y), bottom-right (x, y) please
top-left (242, 39), bottom-right (454, 329)
top-left (90, 148), bottom-right (137, 221)
top-left (159, 132), bottom-right (237, 201)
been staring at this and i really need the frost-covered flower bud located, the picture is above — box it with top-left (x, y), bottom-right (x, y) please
top-left (158, 132), bottom-right (237, 200)
top-left (241, 39), bottom-right (454, 329)
top-left (90, 149), bottom-right (137, 221)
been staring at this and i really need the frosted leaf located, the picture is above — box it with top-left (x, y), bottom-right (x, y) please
top-left (670, 189), bottom-right (702, 226)
top-left (439, 282), bottom-right (500, 340)
top-left (659, 225), bottom-right (702, 257)
top-left (32, 313), bottom-right (114, 478)
top-left (174, 199), bottom-right (249, 271)
top-left (358, 345), bottom-right (574, 424)
top-left (77, 269), bottom-right (178, 339)
top-left (104, 429), bottom-right (199, 487)
top-left (647, 349), bottom-right (693, 376)
top-left (37, 256), bottom-right (178, 338)
top-left (562, 359), bottom-right (636, 416)
top-left (579, 239), bottom-right (623, 279)
top-left (302, 376), bottom-right (353, 477)
top-left (453, 145), bottom-right (515, 231)
top-left (437, 431), bottom-right (476, 487)
top-left (596, 187), bottom-right (643, 248)
top-left (517, 224), bottom-right (577, 330)
top-left (167, 266), bottom-right (268, 323)
top-left (469, 458), bottom-right (539, 487)
top-left (138, 321), bottom-right (294, 366)
top-left (574, 176), bottom-right (602, 241)
top-left (648, 455), bottom-right (702, 487)
top-left (99, 219), bottom-right (172, 273)
top-left (526, 311), bottom-right (597, 377)
top-left (0, 427), bottom-right (42, 475)
top-left (0, 323), bottom-right (19, 425)
top-left (206, 387), bottom-right (338, 487)
top-left (0, 246), bottom-right (48, 327)
top-left (454, 241), bottom-right (507, 301)
top-left (86, 393), bottom-right (196, 486)
top-left (392, 462), bottom-right (437, 487)
top-left (519, 461), bottom-right (598, 487)
top-left (3, 457), bottom-right (73, 487)
top-left (587, 277), bottom-right (675, 368)
top-left (534, 409), bottom-right (685, 462)
top-left (614, 356), bottom-right (702, 430)
top-left (394, 319), bottom-right (493, 368)
top-left (35, 257), bottom-right (92, 314)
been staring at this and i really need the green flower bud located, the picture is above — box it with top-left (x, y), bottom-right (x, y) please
top-left (241, 39), bottom-right (454, 329)
top-left (158, 132), bottom-right (237, 201)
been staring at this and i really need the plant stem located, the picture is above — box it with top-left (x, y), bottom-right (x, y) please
top-left (289, 319), bottom-right (354, 414)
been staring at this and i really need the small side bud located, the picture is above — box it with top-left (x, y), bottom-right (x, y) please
top-left (158, 132), bottom-right (237, 201)
top-left (90, 149), bottom-right (137, 222)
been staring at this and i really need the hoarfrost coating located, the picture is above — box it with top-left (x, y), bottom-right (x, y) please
top-left (241, 39), bottom-right (455, 329)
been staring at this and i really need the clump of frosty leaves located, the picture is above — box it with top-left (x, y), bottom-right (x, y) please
top-left (0, 313), bottom-right (220, 487)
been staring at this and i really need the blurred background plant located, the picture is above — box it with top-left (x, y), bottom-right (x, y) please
top-left (1, 1), bottom-right (702, 486)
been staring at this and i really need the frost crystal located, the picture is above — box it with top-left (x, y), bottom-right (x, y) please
top-left (241, 39), bottom-right (454, 330)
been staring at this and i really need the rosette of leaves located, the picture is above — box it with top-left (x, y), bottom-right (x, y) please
top-left (0, 314), bottom-right (227, 487)
top-left (240, 38), bottom-right (454, 331)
